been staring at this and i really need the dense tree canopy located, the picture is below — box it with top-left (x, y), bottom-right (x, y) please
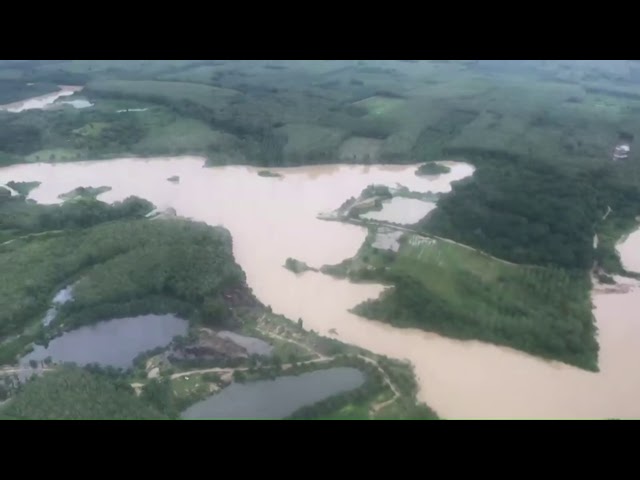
top-left (0, 366), bottom-right (167, 419)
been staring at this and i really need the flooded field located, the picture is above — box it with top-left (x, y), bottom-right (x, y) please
top-left (362, 197), bottom-right (436, 224)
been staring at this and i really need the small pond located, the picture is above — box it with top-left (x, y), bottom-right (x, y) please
top-left (22, 314), bottom-right (188, 369)
top-left (181, 367), bottom-right (365, 419)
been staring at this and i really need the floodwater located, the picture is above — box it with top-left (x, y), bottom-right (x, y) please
top-left (2, 156), bottom-right (640, 418)
top-left (617, 229), bottom-right (640, 273)
top-left (362, 197), bottom-right (436, 224)
top-left (371, 228), bottom-right (404, 252)
top-left (0, 184), bottom-right (19, 196)
top-left (21, 314), bottom-right (187, 369)
top-left (0, 86), bottom-right (83, 113)
top-left (181, 367), bottom-right (365, 419)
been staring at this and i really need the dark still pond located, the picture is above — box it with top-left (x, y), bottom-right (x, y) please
top-left (181, 367), bottom-right (365, 419)
top-left (22, 314), bottom-right (188, 369)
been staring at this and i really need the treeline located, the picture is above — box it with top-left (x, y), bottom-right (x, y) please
top-left (86, 86), bottom-right (290, 166)
top-left (0, 366), bottom-right (167, 419)
top-left (353, 268), bottom-right (598, 371)
top-left (0, 108), bottom-right (147, 164)
top-left (0, 195), bottom-right (154, 237)
top-left (420, 156), bottom-right (602, 270)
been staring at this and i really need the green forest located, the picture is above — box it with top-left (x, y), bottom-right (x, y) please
top-left (0, 211), bottom-right (247, 350)
top-left (323, 228), bottom-right (598, 370)
top-left (0, 366), bottom-right (167, 420)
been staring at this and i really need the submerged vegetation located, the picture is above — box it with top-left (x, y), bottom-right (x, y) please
top-left (0, 192), bottom-right (153, 243)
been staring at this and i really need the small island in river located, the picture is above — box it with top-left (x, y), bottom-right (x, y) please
top-left (258, 170), bottom-right (282, 178)
top-left (284, 257), bottom-right (318, 274)
top-left (58, 186), bottom-right (112, 201)
top-left (416, 162), bottom-right (451, 176)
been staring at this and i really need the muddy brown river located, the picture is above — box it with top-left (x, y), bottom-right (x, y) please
top-left (1, 156), bottom-right (639, 419)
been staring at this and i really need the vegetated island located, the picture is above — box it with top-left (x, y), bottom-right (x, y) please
top-left (258, 170), bottom-right (282, 178)
top-left (5, 181), bottom-right (41, 196)
top-left (284, 258), bottom-right (318, 274)
top-left (58, 185), bottom-right (112, 201)
top-left (416, 162), bottom-right (451, 176)
top-left (0, 189), bottom-right (436, 420)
